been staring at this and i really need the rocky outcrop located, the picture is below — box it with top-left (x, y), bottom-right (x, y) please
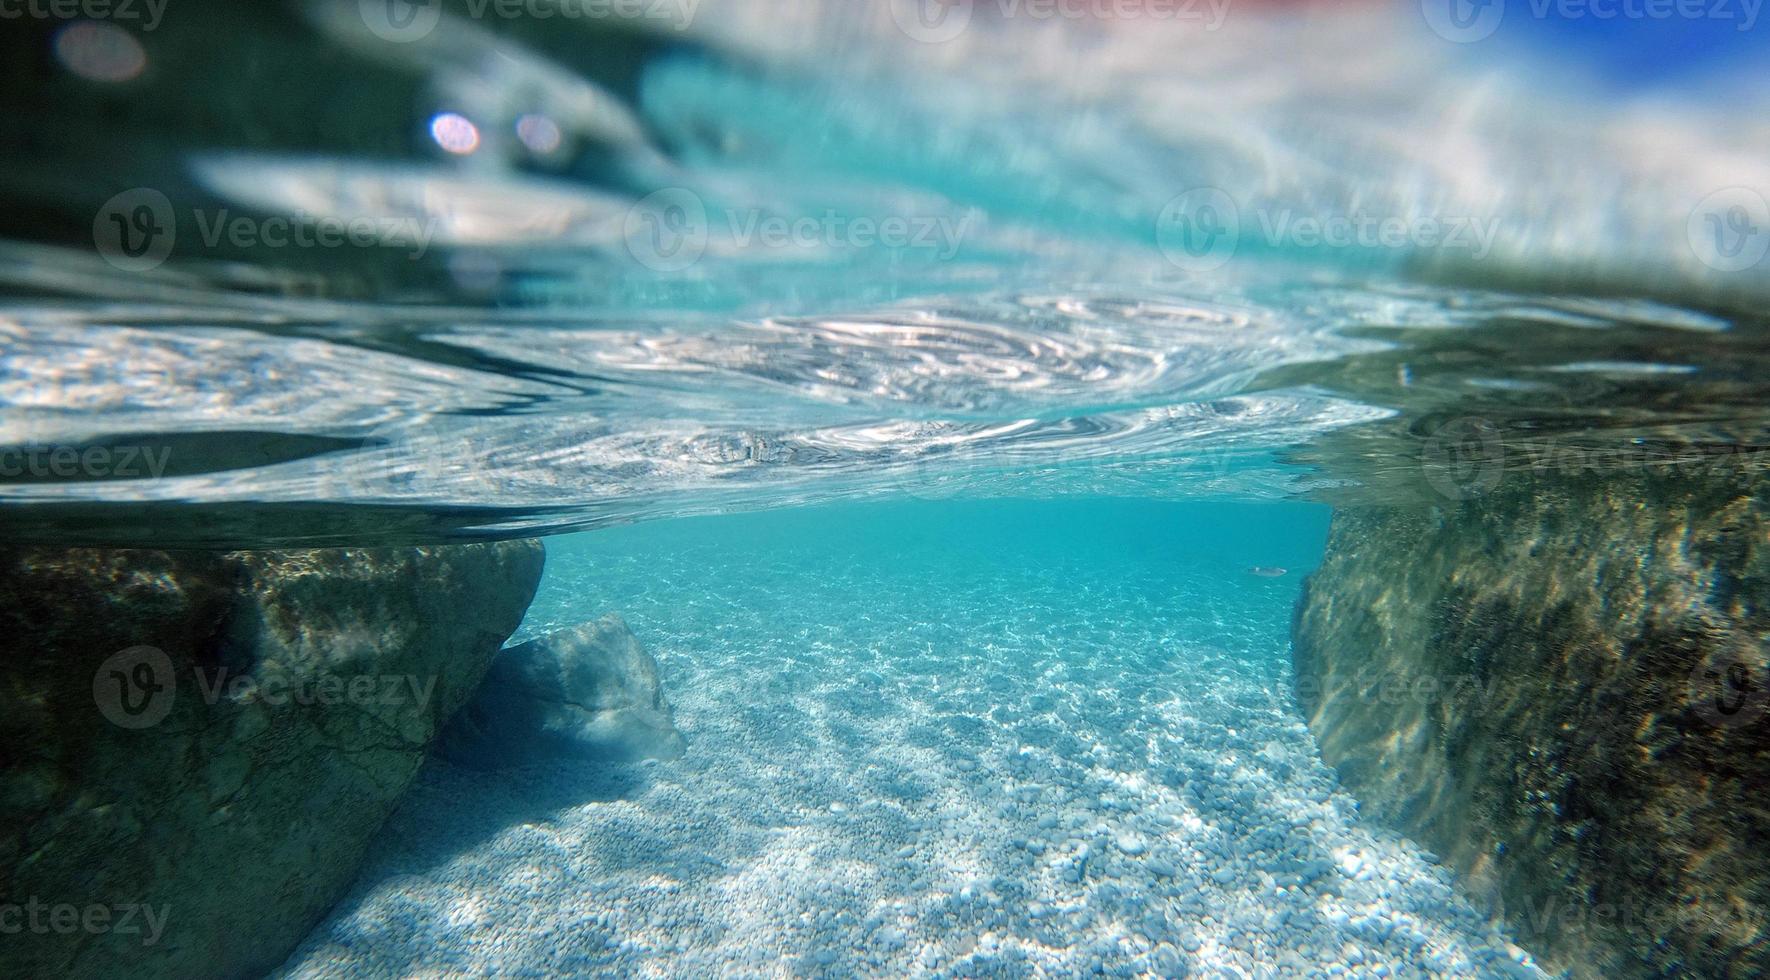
top-left (1292, 474), bottom-right (1768, 978)
top-left (438, 614), bottom-right (686, 768)
top-left (0, 540), bottom-right (544, 980)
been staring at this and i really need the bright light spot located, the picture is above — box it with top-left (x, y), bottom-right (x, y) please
top-left (429, 112), bottom-right (480, 155)
top-left (55, 22), bottom-right (146, 83)
top-left (515, 114), bottom-right (563, 155)
top-left (445, 895), bottom-right (484, 928)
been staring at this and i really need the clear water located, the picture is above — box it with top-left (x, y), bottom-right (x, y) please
top-left (283, 499), bottom-right (1537, 977)
top-left (4, 1), bottom-right (1768, 978)
top-left (4, 1), bottom-right (1767, 547)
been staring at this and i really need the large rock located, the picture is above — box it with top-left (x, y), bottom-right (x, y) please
top-left (438, 614), bottom-right (686, 768)
top-left (1293, 474), bottom-right (1768, 978)
top-left (0, 540), bottom-right (544, 980)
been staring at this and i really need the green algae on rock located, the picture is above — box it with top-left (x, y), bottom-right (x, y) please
top-left (0, 540), bottom-right (544, 980)
top-left (1292, 474), bottom-right (1769, 978)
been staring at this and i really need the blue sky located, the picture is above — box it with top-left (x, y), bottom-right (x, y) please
top-left (1494, 5), bottom-right (1766, 86)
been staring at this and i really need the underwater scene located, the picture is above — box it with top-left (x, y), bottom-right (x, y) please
top-left (2, 1), bottom-right (1768, 977)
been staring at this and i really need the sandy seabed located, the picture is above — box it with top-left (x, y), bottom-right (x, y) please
top-left (280, 518), bottom-right (1541, 979)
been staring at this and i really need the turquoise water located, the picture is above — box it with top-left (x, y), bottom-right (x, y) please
top-left (5, 1), bottom-right (1766, 549)
top-left (2, 3), bottom-right (1766, 977)
top-left (282, 499), bottom-right (1538, 977)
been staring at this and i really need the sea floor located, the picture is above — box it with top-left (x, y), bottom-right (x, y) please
top-left (279, 500), bottom-right (1542, 979)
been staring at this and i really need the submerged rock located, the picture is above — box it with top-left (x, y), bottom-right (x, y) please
top-left (1293, 473), bottom-right (1769, 978)
top-left (0, 540), bottom-right (544, 980)
top-left (438, 614), bottom-right (687, 768)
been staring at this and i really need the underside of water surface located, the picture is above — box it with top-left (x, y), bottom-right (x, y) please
top-left (2, 2), bottom-right (1767, 979)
